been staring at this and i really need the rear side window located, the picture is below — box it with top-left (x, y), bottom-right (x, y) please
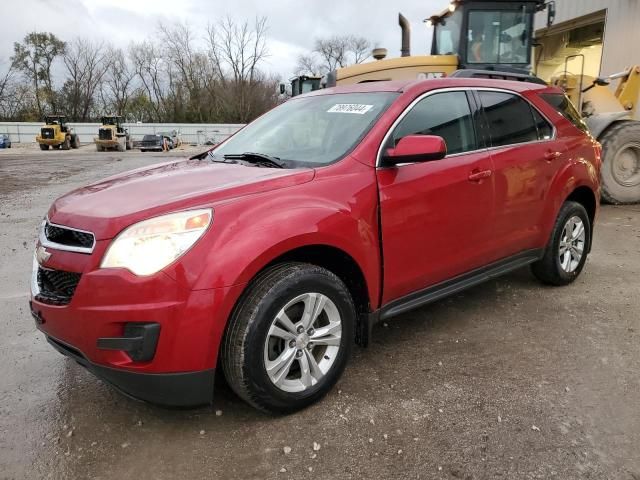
top-left (390, 91), bottom-right (477, 155)
top-left (539, 93), bottom-right (588, 133)
top-left (531, 108), bottom-right (553, 140)
top-left (478, 91), bottom-right (538, 146)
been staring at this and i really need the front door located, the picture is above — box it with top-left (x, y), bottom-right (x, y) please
top-left (377, 90), bottom-right (495, 305)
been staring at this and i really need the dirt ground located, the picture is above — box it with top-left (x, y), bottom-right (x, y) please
top-left (1, 145), bottom-right (639, 480)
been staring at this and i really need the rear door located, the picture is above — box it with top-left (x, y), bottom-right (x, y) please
top-left (476, 90), bottom-right (565, 257)
top-left (377, 90), bottom-right (496, 304)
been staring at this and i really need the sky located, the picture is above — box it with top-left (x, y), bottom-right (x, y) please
top-left (1, 0), bottom-right (445, 79)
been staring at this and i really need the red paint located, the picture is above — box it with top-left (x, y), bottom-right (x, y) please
top-left (32, 78), bottom-right (600, 391)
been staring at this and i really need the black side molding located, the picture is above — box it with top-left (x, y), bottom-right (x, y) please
top-left (378, 249), bottom-right (544, 321)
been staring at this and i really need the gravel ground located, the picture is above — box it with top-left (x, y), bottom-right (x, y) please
top-left (1, 146), bottom-right (639, 479)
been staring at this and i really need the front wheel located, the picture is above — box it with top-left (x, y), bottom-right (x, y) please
top-left (221, 263), bottom-right (355, 414)
top-left (531, 201), bottom-right (591, 286)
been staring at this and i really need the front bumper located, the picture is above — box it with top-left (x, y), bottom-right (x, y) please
top-left (46, 333), bottom-right (215, 407)
top-left (30, 242), bottom-right (245, 407)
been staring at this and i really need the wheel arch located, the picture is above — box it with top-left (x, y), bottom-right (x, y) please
top-left (564, 186), bottom-right (597, 252)
top-left (230, 243), bottom-right (373, 348)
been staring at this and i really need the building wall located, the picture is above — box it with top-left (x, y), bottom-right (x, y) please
top-left (535, 0), bottom-right (640, 76)
top-left (0, 122), bottom-right (245, 145)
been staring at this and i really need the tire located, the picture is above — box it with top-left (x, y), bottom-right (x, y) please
top-left (140, 149), bottom-right (146, 152)
top-left (221, 262), bottom-right (355, 414)
top-left (599, 121), bottom-right (640, 204)
top-left (61, 136), bottom-right (70, 150)
top-left (39, 144), bottom-right (49, 151)
top-left (117, 137), bottom-right (126, 152)
top-left (96, 144), bottom-right (103, 152)
top-left (70, 134), bottom-right (79, 149)
top-left (531, 201), bottom-right (591, 286)
top-left (126, 138), bottom-right (133, 150)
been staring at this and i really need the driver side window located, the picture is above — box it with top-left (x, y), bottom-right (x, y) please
top-left (390, 91), bottom-right (478, 155)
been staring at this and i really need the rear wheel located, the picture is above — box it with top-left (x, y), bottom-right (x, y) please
top-left (221, 263), bottom-right (355, 414)
top-left (531, 201), bottom-right (591, 286)
top-left (39, 144), bottom-right (49, 151)
top-left (70, 134), bottom-right (79, 149)
top-left (599, 121), bottom-right (640, 204)
top-left (61, 136), bottom-right (70, 150)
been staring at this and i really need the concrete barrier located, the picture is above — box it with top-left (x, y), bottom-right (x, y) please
top-left (0, 122), bottom-right (245, 145)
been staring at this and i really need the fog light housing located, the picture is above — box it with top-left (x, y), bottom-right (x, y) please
top-left (97, 323), bottom-right (161, 362)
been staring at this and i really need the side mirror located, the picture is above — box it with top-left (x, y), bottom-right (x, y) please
top-left (382, 135), bottom-right (447, 165)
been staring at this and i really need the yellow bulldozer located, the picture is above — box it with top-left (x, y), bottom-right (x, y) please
top-left (94, 116), bottom-right (133, 152)
top-left (290, 0), bottom-right (640, 204)
top-left (35, 115), bottom-right (80, 151)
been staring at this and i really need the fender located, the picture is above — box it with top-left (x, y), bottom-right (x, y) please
top-left (538, 144), bottom-right (599, 245)
top-left (585, 112), bottom-right (631, 139)
top-left (165, 158), bottom-right (382, 309)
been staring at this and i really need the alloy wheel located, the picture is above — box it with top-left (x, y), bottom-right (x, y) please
top-left (558, 215), bottom-right (586, 273)
top-left (263, 292), bottom-right (342, 393)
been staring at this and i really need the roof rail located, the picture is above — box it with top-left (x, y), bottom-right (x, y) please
top-left (449, 69), bottom-right (547, 85)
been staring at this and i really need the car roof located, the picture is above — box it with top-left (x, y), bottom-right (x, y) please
top-left (305, 77), bottom-right (562, 97)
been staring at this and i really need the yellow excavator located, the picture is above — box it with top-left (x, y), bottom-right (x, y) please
top-left (290, 0), bottom-right (640, 204)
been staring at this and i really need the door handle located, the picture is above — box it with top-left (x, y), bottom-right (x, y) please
top-left (544, 150), bottom-right (562, 161)
top-left (468, 169), bottom-right (492, 182)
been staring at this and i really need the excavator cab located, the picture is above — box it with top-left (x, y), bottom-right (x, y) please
top-left (429, 0), bottom-right (546, 74)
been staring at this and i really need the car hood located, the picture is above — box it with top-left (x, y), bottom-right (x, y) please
top-left (48, 158), bottom-right (315, 240)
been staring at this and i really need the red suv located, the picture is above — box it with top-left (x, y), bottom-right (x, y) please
top-left (30, 78), bottom-right (601, 413)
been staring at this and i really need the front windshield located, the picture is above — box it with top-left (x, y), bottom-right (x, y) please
top-left (467, 10), bottom-right (532, 64)
top-left (213, 92), bottom-right (398, 168)
top-left (433, 10), bottom-right (463, 55)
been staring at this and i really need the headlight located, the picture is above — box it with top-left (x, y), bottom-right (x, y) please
top-left (101, 209), bottom-right (212, 276)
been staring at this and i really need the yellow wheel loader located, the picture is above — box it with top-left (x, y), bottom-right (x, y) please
top-left (94, 116), bottom-right (133, 152)
top-left (290, 0), bottom-right (640, 203)
top-left (551, 66), bottom-right (640, 203)
top-left (35, 115), bottom-right (80, 151)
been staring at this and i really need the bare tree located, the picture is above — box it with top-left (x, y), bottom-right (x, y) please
top-left (100, 47), bottom-right (138, 117)
top-left (206, 16), bottom-right (274, 123)
top-left (295, 53), bottom-right (321, 76)
top-left (61, 38), bottom-right (110, 121)
top-left (349, 36), bottom-right (371, 64)
top-left (296, 34), bottom-right (371, 75)
top-left (129, 41), bottom-right (167, 122)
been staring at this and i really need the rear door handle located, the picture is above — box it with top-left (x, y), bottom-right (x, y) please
top-left (468, 169), bottom-right (492, 182)
top-left (544, 151), bottom-right (562, 161)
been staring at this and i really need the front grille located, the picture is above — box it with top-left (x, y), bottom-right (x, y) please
top-left (98, 128), bottom-right (112, 140)
top-left (36, 267), bottom-right (81, 306)
top-left (41, 128), bottom-right (55, 139)
top-left (45, 222), bottom-right (94, 249)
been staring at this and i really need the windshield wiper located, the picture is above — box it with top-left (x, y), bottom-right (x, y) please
top-left (223, 152), bottom-right (285, 168)
top-left (203, 150), bottom-right (237, 163)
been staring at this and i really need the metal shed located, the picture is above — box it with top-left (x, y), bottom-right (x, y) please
top-left (534, 0), bottom-right (640, 81)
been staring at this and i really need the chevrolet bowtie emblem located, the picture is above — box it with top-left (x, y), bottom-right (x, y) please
top-left (36, 245), bottom-right (51, 265)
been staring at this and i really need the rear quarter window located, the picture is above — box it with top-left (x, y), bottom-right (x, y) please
top-left (539, 93), bottom-right (589, 133)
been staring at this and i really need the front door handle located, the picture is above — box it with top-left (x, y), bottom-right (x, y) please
top-left (544, 150), bottom-right (562, 161)
top-left (468, 169), bottom-right (492, 182)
